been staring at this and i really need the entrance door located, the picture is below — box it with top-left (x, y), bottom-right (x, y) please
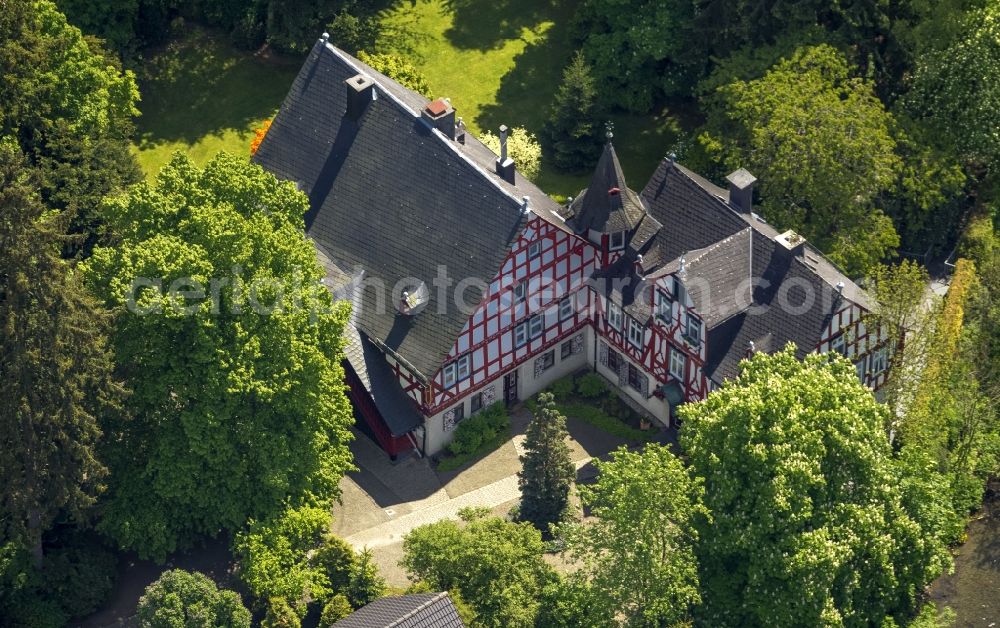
top-left (504, 369), bottom-right (519, 405)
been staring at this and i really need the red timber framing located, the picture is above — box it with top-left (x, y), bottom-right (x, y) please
top-left (818, 302), bottom-right (890, 392)
top-left (343, 362), bottom-right (415, 458)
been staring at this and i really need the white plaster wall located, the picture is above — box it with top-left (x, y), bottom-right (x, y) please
top-left (594, 345), bottom-right (672, 427)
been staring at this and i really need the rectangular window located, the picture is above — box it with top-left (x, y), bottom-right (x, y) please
top-left (608, 301), bottom-right (623, 330)
top-left (471, 392), bottom-right (483, 414)
top-left (655, 290), bottom-right (671, 320)
top-left (673, 276), bottom-right (685, 304)
top-left (610, 231), bottom-right (625, 251)
top-left (513, 279), bottom-right (528, 303)
top-left (872, 347), bottom-right (887, 374)
top-left (528, 241), bottom-right (541, 259)
top-left (628, 363), bottom-right (646, 392)
top-left (443, 353), bottom-right (472, 387)
top-left (685, 315), bottom-right (702, 345)
top-left (607, 347), bottom-right (621, 373)
top-left (830, 334), bottom-right (846, 356)
top-left (538, 350), bottom-right (555, 372)
top-left (515, 314), bottom-right (543, 347)
top-left (628, 317), bottom-right (643, 347)
top-left (559, 295), bottom-right (574, 321)
top-left (451, 403), bottom-right (465, 424)
top-left (561, 339), bottom-right (573, 360)
top-left (670, 349), bottom-right (685, 380)
top-left (856, 357), bottom-right (868, 382)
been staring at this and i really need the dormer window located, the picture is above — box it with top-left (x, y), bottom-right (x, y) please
top-left (610, 231), bottom-right (626, 251)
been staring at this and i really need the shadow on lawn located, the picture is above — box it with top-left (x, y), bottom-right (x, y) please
top-left (134, 25), bottom-right (301, 149)
top-left (440, 0), bottom-right (565, 51)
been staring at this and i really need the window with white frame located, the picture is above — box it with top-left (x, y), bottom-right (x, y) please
top-left (655, 290), bottom-right (671, 320)
top-left (513, 279), bottom-right (528, 303)
top-left (871, 347), bottom-right (887, 374)
top-left (559, 295), bottom-right (574, 321)
top-left (673, 276), bottom-right (686, 304)
top-left (610, 231), bottom-right (626, 250)
top-left (685, 315), bottom-right (702, 345)
top-left (627, 317), bottom-right (643, 347)
top-left (830, 334), bottom-right (846, 356)
top-left (856, 357), bottom-right (867, 382)
top-left (443, 353), bottom-right (471, 387)
top-left (528, 240), bottom-right (541, 259)
top-left (607, 301), bottom-right (623, 330)
top-left (515, 314), bottom-right (544, 347)
top-left (670, 349), bottom-right (685, 380)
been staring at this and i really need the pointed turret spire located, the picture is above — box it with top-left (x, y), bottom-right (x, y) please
top-left (567, 124), bottom-right (646, 234)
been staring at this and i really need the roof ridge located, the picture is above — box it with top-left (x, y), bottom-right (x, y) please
top-left (387, 592), bottom-right (450, 627)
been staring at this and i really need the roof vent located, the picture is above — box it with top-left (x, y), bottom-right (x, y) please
top-left (421, 98), bottom-right (456, 139)
top-left (726, 168), bottom-right (757, 213)
top-left (495, 124), bottom-right (515, 184)
top-left (346, 74), bottom-right (376, 121)
top-left (775, 229), bottom-right (806, 256)
top-left (398, 282), bottom-right (430, 315)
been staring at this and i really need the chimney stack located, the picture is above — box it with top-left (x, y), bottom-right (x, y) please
top-left (495, 124), bottom-right (515, 184)
top-left (421, 98), bottom-right (456, 139)
top-left (726, 168), bottom-right (756, 213)
top-left (345, 74), bottom-right (376, 121)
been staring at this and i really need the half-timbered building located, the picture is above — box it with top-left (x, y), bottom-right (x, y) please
top-left (254, 36), bottom-right (888, 458)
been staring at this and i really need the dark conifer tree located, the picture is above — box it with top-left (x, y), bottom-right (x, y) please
top-left (518, 392), bottom-right (575, 533)
top-left (544, 51), bottom-right (603, 172)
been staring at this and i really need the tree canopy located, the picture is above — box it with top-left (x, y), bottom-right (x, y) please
top-left (401, 508), bottom-right (553, 628)
top-left (0, 140), bottom-right (123, 565)
top-left (136, 569), bottom-right (251, 628)
top-left (559, 444), bottom-right (706, 626)
top-left (518, 392), bottom-right (575, 533)
top-left (679, 346), bottom-right (950, 627)
top-left (700, 44), bottom-right (901, 274)
top-left (81, 152), bottom-right (354, 559)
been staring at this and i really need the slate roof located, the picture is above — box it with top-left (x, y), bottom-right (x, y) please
top-left (253, 39), bottom-right (564, 380)
top-left (332, 592), bottom-right (465, 628)
top-left (567, 142), bottom-right (647, 234)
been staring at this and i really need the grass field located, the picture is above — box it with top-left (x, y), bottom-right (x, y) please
top-left (132, 25), bottom-right (301, 177)
top-left (133, 3), bottom-right (692, 196)
top-left (377, 0), bottom-right (690, 195)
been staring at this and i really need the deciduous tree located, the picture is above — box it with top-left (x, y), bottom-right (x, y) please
top-left (401, 508), bottom-right (553, 628)
top-left (81, 152), bottom-right (355, 559)
top-left (558, 444), bottom-right (705, 626)
top-left (699, 44), bottom-right (901, 274)
top-left (481, 126), bottom-right (542, 182)
top-left (137, 569), bottom-right (251, 628)
top-left (679, 346), bottom-right (950, 627)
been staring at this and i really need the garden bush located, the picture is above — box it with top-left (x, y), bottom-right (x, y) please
top-left (576, 372), bottom-right (607, 398)
top-left (549, 375), bottom-right (575, 399)
top-left (43, 538), bottom-right (119, 619)
top-left (448, 403), bottom-right (509, 456)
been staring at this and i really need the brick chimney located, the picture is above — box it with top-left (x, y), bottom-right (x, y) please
top-left (421, 98), bottom-right (456, 139)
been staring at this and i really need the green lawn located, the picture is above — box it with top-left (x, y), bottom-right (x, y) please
top-left (132, 25), bottom-right (302, 177)
top-left (377, 0), bottom-right (691, 196)
top-left (133, 4), bottom-right (691, 196)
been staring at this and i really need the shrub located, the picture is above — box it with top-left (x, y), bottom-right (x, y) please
top-left (43, 539), bottom-right (118, 618)
top-left (357, 51), bottom-right (432, 97)
top-left (320, 594), bottom-right (352, 624)
top-left (480, 127), bottom-right (542, 181)
top-left (576, 372), bottom-right (607, 398)
top-left (261, 597), bottom-right (300, 628)
top-left (137, 569), bottom-right (251, 628)
top-left (960, 213), bottom-right (997, 264)
top-left (313, 534), bottom-right (356, 594)
top-left (549, 376), bottom-right (575, 400)
top-left (447, 403), bottom-right (509, 457)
